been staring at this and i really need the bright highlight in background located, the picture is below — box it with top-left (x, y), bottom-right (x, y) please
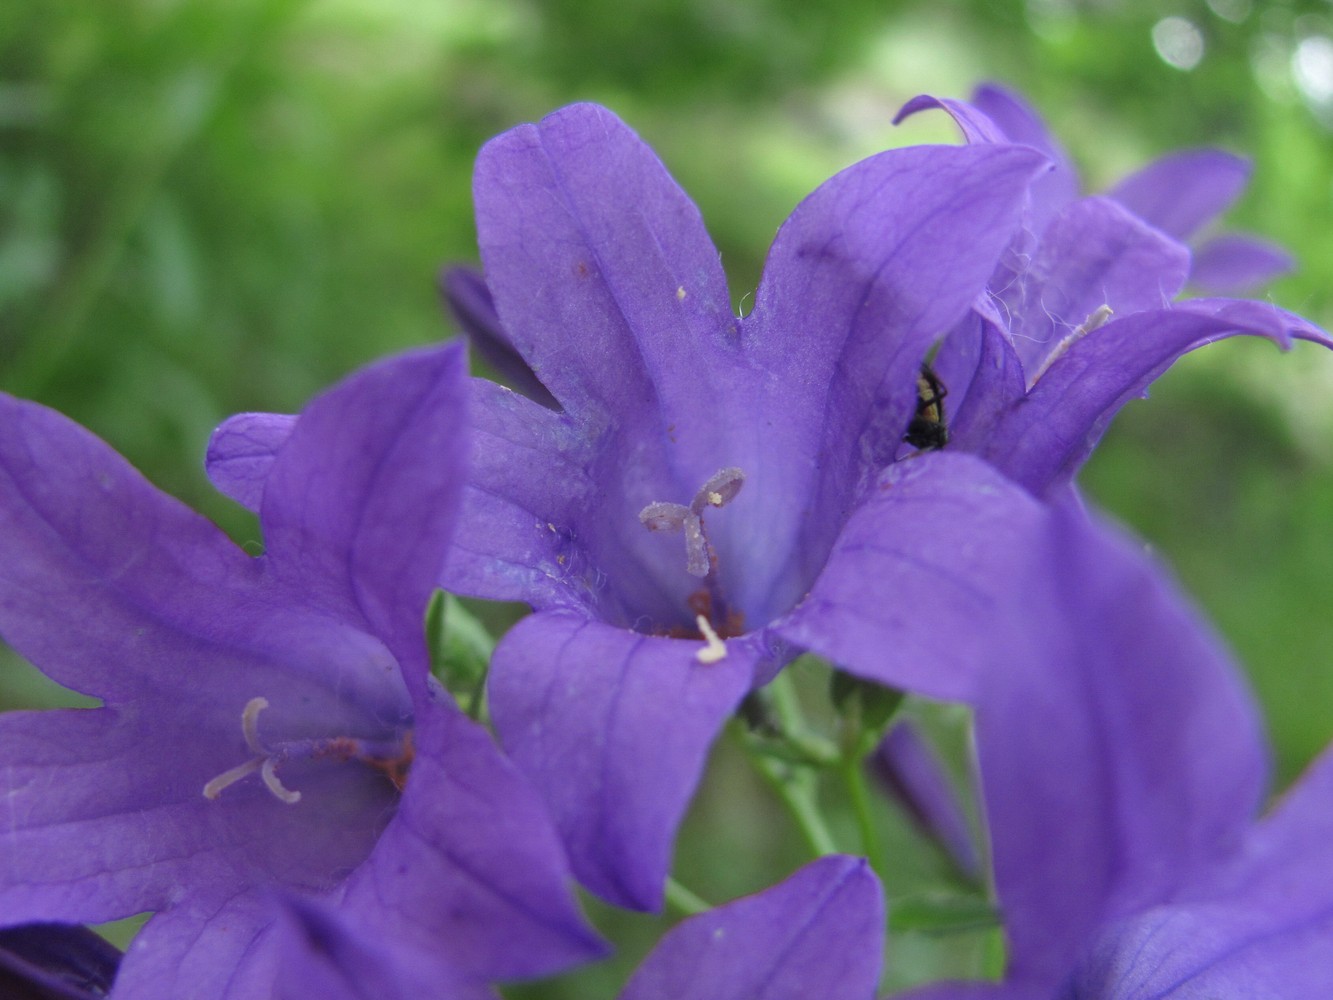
top-left (1293, 35), bottom-right (1333, 105)
top-left (1153, 16), bottom-right (1206, 71)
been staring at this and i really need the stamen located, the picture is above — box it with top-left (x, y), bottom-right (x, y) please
top-left (690, 467), bottom-right (745, 514)
top-left (1028, 304), bottom-right (1114, 388)
top-left (694, 615), bottom-right (728, 664)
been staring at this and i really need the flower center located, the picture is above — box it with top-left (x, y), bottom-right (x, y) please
top-left (202, 696), bottom-right (413, 805)
top-left (639, 467), bottom-right (747, 657)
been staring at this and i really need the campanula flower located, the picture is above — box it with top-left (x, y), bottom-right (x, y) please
top-left (899, 506), bottom-right (1333, 998)
top-left (207, 101), bottom-right (1061, 911)
top-left (893, 84), bottom-right (1330, 499)
top-left (0, 345), bottom-right (602, 997)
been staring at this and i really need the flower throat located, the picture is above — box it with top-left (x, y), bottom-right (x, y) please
top-left (639, 466), bottom-right (746, 650)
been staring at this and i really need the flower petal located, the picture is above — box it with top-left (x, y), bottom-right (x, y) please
top-left (980, 300), bottom-right (1329, 497)
top-left (439, 266), bottom-right (558, 410)
top-left (488, 612), bottom-right (756, 911)
top-left (1189, 233), bottom-right (1295, 295)
top-left (0, 923), bottom-right (120, 1000)
top-left (617, 856), bottom-right (884, 1000)
top-left (975, 507), bottom-right (1267, 986)
top-left (259, 344), bottom-right (469, 678)
top-left (0, 702), bottom-right (397, 924)
top-left (929, 313), bottom-right (1027, 454)
top-left (472, 102), bottom-right (734, 429)
top-left (274, 897), bottom-right (493, 1000)
top-left (338, 690), bottom-right (607, 982)
top-left (733, 142), bottom-right (1048, 622)
top-left (772, 452), bottom-right (1048, 703)
top-left (1067, 743), bottom-right (1333, 996)
top-left (998, 196), bottom-right (1190, 375)
top-left (110, 890), bottom-right (280, 1000)
top-left (896, 83), bottom-right (1080, 233)
top-left (440, 378), bottom-right (600, 612)
top-left (0, 394), bottom-right (263, 701)
top-left (1107, 149), bottom-right (1250, 241)
top-left (1067, 898), bottom-right (1333, 998)
top-left (205, 412), bottom-right (296, 514)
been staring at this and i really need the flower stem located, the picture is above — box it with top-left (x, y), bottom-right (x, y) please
top-left (664, 877), bottom-right (712, 917)
top-left (840, 751), bottom-right (889, 881)
top-left (745, 741), bottom-right (839, 857)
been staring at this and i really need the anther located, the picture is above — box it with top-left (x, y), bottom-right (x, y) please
top-left (694, 614), bottom-right (728, 664)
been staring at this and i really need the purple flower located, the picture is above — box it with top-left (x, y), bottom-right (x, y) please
top-left (900, 506), bottom-right (1333, 998)
top-left (439, 102), bottom-right (1070, 910)
top-left (279, 854), bottom-right (885, 1000)
top-left (894, 84), bottom-right (1329, 499)
top-left (0, 344), bottom-right (602, 997)
top-left (208, 103), bottom-right (1060, 911)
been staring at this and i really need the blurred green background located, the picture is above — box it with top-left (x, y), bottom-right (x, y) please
top-left (3, 0), bottom-right (1333, 993)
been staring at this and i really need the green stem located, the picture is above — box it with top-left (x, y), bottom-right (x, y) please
top-left (664, 877), bottom-right (711, 917)
top-left (840, 752), bottom-right (889, 880)
top-left (748, 747), bottom-right (839, 857)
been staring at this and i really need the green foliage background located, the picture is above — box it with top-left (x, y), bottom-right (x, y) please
top-left (3, 0), bottom-right (1333, 994)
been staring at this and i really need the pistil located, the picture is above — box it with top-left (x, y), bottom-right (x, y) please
top-left (202, 696), bottom-right (412, 804)
top-left (640, 467), bottom-right (745, 630)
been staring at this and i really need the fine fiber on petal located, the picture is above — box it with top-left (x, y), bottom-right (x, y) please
top-left (975, 506), bottom-right (1267, 987)
top-left (995, 196), bottom-right (1191, 376)
top-left (488, 612), bottom-right (755, 911)
top-left (618, 856), bottom-right (884, 1000)
top-left (1107, 149), bottom-right (1251, 241)
top-left (773, 452), bottom-right (1048, 703)
top-left (205, 412), bottom-right (296, 514)
top-left (337, 689), bottom-right (607, 984)
top-left (260, 343), bottom-right (469, 679)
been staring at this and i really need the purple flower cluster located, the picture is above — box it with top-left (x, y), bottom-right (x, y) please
top-left (2, 85), bottom-right (1330, 998)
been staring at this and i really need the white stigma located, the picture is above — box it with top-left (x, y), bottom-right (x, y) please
top-left (202, 696), bottom-right (302, 804)
top-left (694, 615), bottom-right (728, 664)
